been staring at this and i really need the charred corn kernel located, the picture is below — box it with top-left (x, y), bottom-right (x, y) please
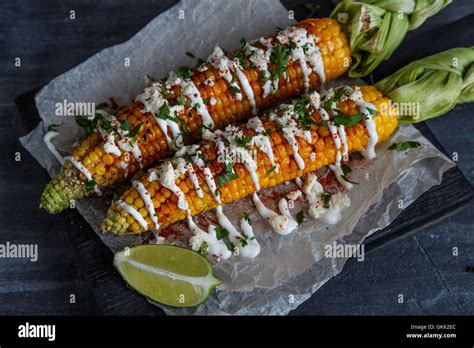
top-left (102, 154), bottom-right (114, 166)
top-left (102, 86), bottom-right (398, 235)
top-left (42, 18), bottom-right (351, 214)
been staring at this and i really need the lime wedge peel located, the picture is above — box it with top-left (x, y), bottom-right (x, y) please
top-left (114, 244), bottom-right (221, 308)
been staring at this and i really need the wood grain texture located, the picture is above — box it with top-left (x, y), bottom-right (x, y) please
top-left (1, 0), bottom-right (473, 315)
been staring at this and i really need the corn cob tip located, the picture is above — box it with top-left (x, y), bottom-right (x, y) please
top-left (40, 161), bottom-right (90, 213)
top-left (101, 208), bottom-right (124, 234)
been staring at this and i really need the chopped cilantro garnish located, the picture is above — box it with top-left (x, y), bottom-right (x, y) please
top-left (226, 242), bottom-right (235, 252)
top-left (176, 67), bottom-right (192, 80)
top-left (197, 152), bottom-right (210, 164)
top-left (243, 212), bottom-right (252, 225)
top-left (270, 43), bottom-right (291, 80)
top-left (230, 85), bottom-right (241, 94)
top-left (216, 163), bottom-right (238, 188)
top-left (179, 153), bottom-right (194, 164)
top-left (341, 175), bottom-right (359, 185)
top-left (314, 120), bottom-right (328, 127)
top-left (75, 114), bottom-right (109, 137)
top-left (158, 103), bottom-right (187, 140)
top-left (263, 129), bottom-right (272, 136)
top-left (128, 123), bottom-right (143, 146)
top-left (128, 122), bottom-right (143, 138)
top-left (75, 117), bottom-right (93, 135)
top-left (112, 192), bottom-right (121, 202)
top-left (120, 120), bottom-right (131, 131)
top-left (214, 226), bottom-right (229, 240)
top-left (159, 84), bottom-right (169, 98)
top-left (333, 111), bottom-right (366, 128)
top-left (296, 211), bottom-right (305, 226)
top-left (239, 37), bottom-right (248, 51)
top-left (234, 135), bottom-right (252, 148)
top-left (321, 192), bottom-right (331, 209)
top-left (240, 233), bottom-right (249, 248)
top-left (267, 165), bottom-right (277, 174)
top-left (157, 103), bottom-right (171, 120)
top-left (235, 37), bottom-right (251, 69)
top-left (85, 180), bottom-right (96, 192)
top-left (199, 242), bottom-right (209, 258)
top-left (98, 116), bottom-right (112, 131)
top-left (323, 88), bottom-right (345, 108)
top-left (294, 95), bottom-right (316, 130)
top-left (367, 108), bottom-right (377, 116)
top-left (177, 95), bottom-right (188, 106)
top-left (178, 118), bottom-right (191, 135)
top-left (388, 141), bottom-right (421, 151)
top-left (341, 163), bottom-right (352, 176)
top-left (171, 133), bottom-right (183, 149)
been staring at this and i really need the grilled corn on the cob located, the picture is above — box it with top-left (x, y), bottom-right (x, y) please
top-left (101, 85), bottom-right (398, 235)
top-left (40, 18), bottom-right (351, 213)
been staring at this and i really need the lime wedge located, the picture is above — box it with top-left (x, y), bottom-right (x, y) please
top-left (114, 244), bottom-right (221, 308)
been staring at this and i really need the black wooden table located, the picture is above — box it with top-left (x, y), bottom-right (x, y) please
top-left (1, 0), bottom-right (473, 315)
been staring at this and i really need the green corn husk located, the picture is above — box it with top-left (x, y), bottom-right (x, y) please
top-left (330, 0), bottom-right (452, 77)
top-left (375, 47), bottom-right (474, 123)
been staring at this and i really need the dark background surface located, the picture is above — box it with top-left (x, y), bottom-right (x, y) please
top-left (1, 0), bottom-right (473, 315)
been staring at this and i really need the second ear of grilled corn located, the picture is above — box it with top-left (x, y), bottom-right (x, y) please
top-left (101, 85), bottom-right (398, 235)
top-left (40, 18), bottom-right (351, 213)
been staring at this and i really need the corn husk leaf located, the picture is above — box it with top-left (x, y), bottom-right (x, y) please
top-left (330, 0), bottom-right (451, 77)
top-left (375, 47), bottom-right (474, 123)
top-left (409, 0), bottom-right (452, 30)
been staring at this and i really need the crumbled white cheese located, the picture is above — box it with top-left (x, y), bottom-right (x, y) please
top-left (286, 190), bottom-right (302, 209)
top-left (303, 173), bottom-right (350, 224)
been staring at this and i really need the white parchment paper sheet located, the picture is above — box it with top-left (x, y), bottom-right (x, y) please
top-left (19, 0), bottom-right (454, 315)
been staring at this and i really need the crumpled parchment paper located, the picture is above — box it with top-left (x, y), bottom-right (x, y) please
top-left (19, 0), bottom-right (454, 315)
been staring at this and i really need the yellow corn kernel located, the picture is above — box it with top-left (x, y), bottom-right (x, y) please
top-left (135, 198), bottom-right (144, 209)
top-left (95, 164), bottom-right (106, 176)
